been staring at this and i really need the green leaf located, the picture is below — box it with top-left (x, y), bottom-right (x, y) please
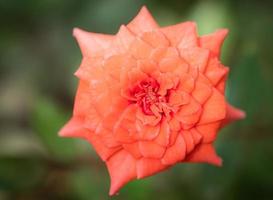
top-left (30, 97), bottom-right (77, 160)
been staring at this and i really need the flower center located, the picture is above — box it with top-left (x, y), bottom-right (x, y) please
top-left (131, 78), bottom-right (170, 116)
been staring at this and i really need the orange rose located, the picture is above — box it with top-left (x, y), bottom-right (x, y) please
top-left (59, 6), bottom-right (245, 195)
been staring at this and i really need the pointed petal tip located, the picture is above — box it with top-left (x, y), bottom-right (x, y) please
top-left (186, 21), bottom-right (197, 27)
top-left (212, 156), bottom-right (223, 167)
top-left (208, 28), bottom-right (229, 40)
top-left (58, 123), bottom-right (72, 138)
top-left (140, 5), bottom-right (149, 12)
top-left (109, 182), bottom-right (119, 196)
top-left (58, 128), bottom-right (68, 137)
top-left (216, 28), bottom-right (229, 42)
top-left (58, 117), bottom-right (86, 138)
top-left (58, 126), bottom-right (74, 138)
top-left (138, 5), bottom-right (153, 17)
top-left (106, 150), bottom-right (137, 196)
top-left (73, 27), bottom-right (84, 38)
top-left (218, 28), bottom-right (229, 35)
top-left (234, 109), bottom-right (246, 120)
top-left (127, 5), bottom-right (158, 34)
top-left (134, 5), bottom-right (153, 22)
top-left (199, 28), bottom-right (229, 56)
top-left (227, 104), bottom-right (246, 120)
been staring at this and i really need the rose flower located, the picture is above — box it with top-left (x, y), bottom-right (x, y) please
top-left (59, 6), bottom-right (245, 195)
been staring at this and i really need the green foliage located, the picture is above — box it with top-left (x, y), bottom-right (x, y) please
top-left (31, 97), bottom-right (77, 160)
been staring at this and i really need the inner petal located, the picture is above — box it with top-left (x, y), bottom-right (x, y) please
top-left (130, 78), bottom-right (172, 117)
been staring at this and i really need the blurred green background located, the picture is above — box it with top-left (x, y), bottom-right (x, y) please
top-left (1, 0), bottom-right (273, 199)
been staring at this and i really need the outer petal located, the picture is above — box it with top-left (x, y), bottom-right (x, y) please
top-left (123, 142), bottom-right (142, 159)
top-left (129, 38), bottom-right (153, 59)
top-left (154, 119), bottom-right (171, 146)
top-left (86, 132), bottom-right (122, 162)
top-left (127, 6), bottom-right (159, 34)
top-left (140, 125), bottom-right (160, 140)
top-left (196, 122), bottom-right (221, 143)
top-left (113, 105), bottom-right (139, 143)
top-left (141, 30), bottom-right (169, 48)
top-left (190, 129), bottom-right (202, 145)
top-left (180, 47), bottom-right (209, 72)
top-left (139, 141), bottom-right (166, 159)
top-left (136, 158), bottom-right (168, 179)
top-left (199, 29), bottom-right (228, 57)
top-left (205, 61), bottom-right (229, 86)
top-left (222, 103), bottom-right (246, 127)
top-left (198, 88), bottom-right (226, 125)
top-left (106, 150), bottom-right (137, 195)
top-left (97, 128), bottom-right (121, 148)
top-left (177, 73), bottom-right (195, 93)
top-left (185, 143), bottom-right (222, 166)
top-left (182, 130), bottom-right (195, 154)
top-left (106, 25), bottom-right (135, 56)
top-left (58, 116), bottom-right (86, 138)
top-left (176, 98), bottom-right (202, 128)
top-left (73, 81), bottom-right (91, 116)
top-left (73, 28), bottom-right (113, 57)
top-left (192, 82), bottom-right (212, 104)
top-left (161, 134), bottom-right (186, 165)
top-left (161, 21), bottom-right (198, 48)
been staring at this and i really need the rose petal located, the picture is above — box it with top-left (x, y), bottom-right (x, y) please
top-left (192, 82), bottom-right (212, 104)
top-left (196, 122), bottom-right (221, 143)
top-left (106, 150), bottom-right (137, 195)
top-left (198, 88), bottom-right (226, 125)
top-left (137, 59), bottom-right (157, 75)
top-left (84, 107), bottom-right (103, 132)
top-left (161, 134), bottom-right (186, 165)
top-left (181, 130), bottom-right (195, 154)
top-left (98, 128), bottom-right (121, 148)
top-left (140, 125), bottom-right (160, 140)
top-left (221, 103), bottom-right (246, 127)
top-left (115, 25), bottom-right (135, 52)
top-left (179, 110), bottom-right (202, 129)
top-left (141, 30), bottom-right (169, 47)
top-left (73, 81), bottom-right (91, 116)
top-left (59, 116), bottom-right (85, 138)
top-left (139, 141), bottom-right (166, 158)
top-left (168, 130), bottom-right (179, 146)
top-left (154, 119), bottom-right (171, 146)
top-left (190, 128), bottom-right (202, 145)
top-left (136, 158), bottom-right (168, 179)
top-left (177, 98), bottom-right (201, 117)
top-left (180, 47), bottom-right (209, 72)
top-left (177, 73), bottom-right (195, 93)
top-left (185, 143), bottom-right (222, 166)
top-left (199, 29), bottom-right (228, 57)
top-left (127, 6), bottom-right (159, 34)
top-left (206, 65), bottom-right (229, 86)
top-left (136, 108), bottom-right (161, 126)
top-left (168, 117), bottom-right (181, 132)
top-left (129, 38), bottom-right (153, 59)
top-left (159, 57), bottom-right (181, 73)
top-left (73, 28), bottom-right (113, 57)
top-left (103, 55), bottom-right (125, 81)
top-left (216, 78), bottom-right (227, 94)
top-left (169, 91), bottom-right (190, 107)
top-left (123, 142), bottom-right (142, 159)
top-left (161, 21), bottom-right (198, 48)
top-left (102, 98), bottom-right (129, 130)
top-left (86, 133), bottom-right (122, 161)
top-left (114, 105), bottom-right (139, 143)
